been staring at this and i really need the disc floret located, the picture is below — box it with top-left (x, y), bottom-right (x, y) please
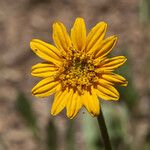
top-left (58, 51), bottom-right (98, 94)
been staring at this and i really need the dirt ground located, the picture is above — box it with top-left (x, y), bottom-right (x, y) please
top-left (0, 0), bottom-right (150, 150)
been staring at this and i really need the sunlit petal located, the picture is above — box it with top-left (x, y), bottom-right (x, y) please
top-left (102, 73), bottom-right (128, 86)
top-left (53, 22), bottom-right (72, 55)
top-left (66, 91), bottom-right (82, 119)
top-left (30, 39), bottom-right (62, 66)
top-left (71, 18), bottom-right (86, 51)
top-left (31, 62), bottom-right (58, 78)
top-left (86, 22), bottom-right (107, 53)
top-left (96, 56), bottom-right (127, 72)
top-left (82, 89), bottom-right (100, 116)
top-left (32, 77), bottom-right (61, 97)
top-left (51, 89), bottom-right (68, 115)
top-left (94, 36), bottom-right (117, 59)
top-left (97, 84), bottom-right (119, 100)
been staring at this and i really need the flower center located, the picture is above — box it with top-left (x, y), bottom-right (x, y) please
top-left (58, 51), bottom-right (98, 94)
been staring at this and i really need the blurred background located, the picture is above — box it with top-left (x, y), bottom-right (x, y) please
top-left (0, 0), bottom-right (150, 150)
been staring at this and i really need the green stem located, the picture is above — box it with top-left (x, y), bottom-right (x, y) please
top-left (97, 108), bottom-right (112, 150)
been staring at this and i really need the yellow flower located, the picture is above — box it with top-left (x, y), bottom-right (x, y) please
top-left (30, 17), bottom-right (128, 119)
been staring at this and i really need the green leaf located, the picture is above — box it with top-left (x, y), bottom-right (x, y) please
top-left (116, 50), bottom-right (139, 110)
top-left (82, 113), bottom-right (102, 150)
top-left (16, 91), bottom-right (38, 138)
top-left (46, 120), bottom-right (58, 150)
top-left (103, 103), bottom-right (131, 150)
top-left (65, 120), bottom-right (75, 150)
top-left (139, 0), bottom-right (150, 25)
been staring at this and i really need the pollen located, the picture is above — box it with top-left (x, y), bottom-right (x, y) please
top-left (58, 50), bottom-right (98, 94)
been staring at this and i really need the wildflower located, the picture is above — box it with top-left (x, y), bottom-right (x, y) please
top-left (30, 17), bottom-right (128, 119)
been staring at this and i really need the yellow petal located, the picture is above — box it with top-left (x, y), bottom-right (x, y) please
top-left (96, 56), bottom-right (127, 72)
top-left (102, 73), bottom-right (128, 86)
top-left (30, 39), bottom-right (62, 66)
top-left (53, 22), bottom-right (71, 55)
top-left (82, 89), bottom-right (100, 116)
top-left (96, 89), bottom-right (112, 100)
top-left (66, 91), bottom-right (82, 119)
top-left (51, 90), bottom-right (68, 116)
top-left (71, 17), bottom-right (86, 51)
top-left (96, 84), bottom-right (119, 100)
top-left (32, 77), bottom-right (61, 97)
top-left (66, 90), bottom-right (76, 118)
top-left (31, 63), bottom-right (58, 78)
top-left (98, 78), bottom-right (114, 85)
top-left (86, 22), bottom-right (107, 53)
top-left (71, 95), bottom-right (82, 119)
top-left (94, 36), bottom-right (117, 59)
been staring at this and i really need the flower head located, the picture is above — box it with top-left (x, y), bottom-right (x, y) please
top-left (30, 17), bottom-right (128, 119)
